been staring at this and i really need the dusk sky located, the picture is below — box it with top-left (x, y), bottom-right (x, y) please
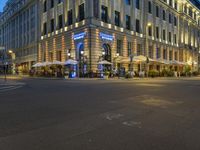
top-left (0, 0), bottom-right (7, 12)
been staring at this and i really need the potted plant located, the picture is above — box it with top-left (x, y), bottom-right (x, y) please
top-left (104, 71), bottom-right (110, 79)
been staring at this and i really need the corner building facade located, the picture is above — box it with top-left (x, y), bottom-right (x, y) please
top-left (39, 0), bottom-right (200, 73)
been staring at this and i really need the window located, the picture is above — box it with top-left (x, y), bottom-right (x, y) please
top-left (136, 19), bottom-right (140, 33)
top-left (137, 44), bottom-right (142, 55)
top-left (156, 48), bottom-right (161, 59)
top-left (148, 46), bottom-right (153, 59)
top-left (50, 0), bottom-right (54, 8)
top-left (163, 29), bottom-right (166, 40)
top-left (50, 19), bottom-right (54, 32)
top-left (163, 49), bottom-right (167, 59)
top-left (169, 0), bottom-right (172, 7)
top-left (174, 34), bottom-right (177, 44)
top-left (43, 22), bottom-right (47, 35)
top-left (174, 1), bottom-right (177, 10)
top-left (169, 51), bottom-right (172, 60)
top-left (101, 5), bottom-right (108, 23)
top-left (169, 13), bottom-right (172, 23)
top-left (93, 0), bottom-right (99, 18)
top-left (128, 42), bottom-right (132, 56)
top-left (58, 0), bottom-right (62, 4)
top-left (148, 26), bottom-right (152, 36)
top-left (126, 15), bottom-right (131, 30)
top-left (115, 11), bottom-right (120, 26)
top-left (58, 15), bottom-right (63, 29)
top-left (156, 27), bottom-right (159, 39)
top-left (168, 32), bottom-right (171, 42)
top-left (156, 6), bottom-right (159, 17)
top-left (163, 10), bottom-right (166, 20)
top-left (125, 0), bottom-right (131, 5)
top-left (136, 0), bottom-right (140, 9)
top-left (148, 1), bottom-right (152, 14)
top-left (117, 39), bottom-right (122, 56)
top-left (174, 52), bottom-right (178, 60)
top-left (79, 3), bottom-right (85, 21)
top-left (43, 1), bottom-right (47, 12)
top-left (68, 9), bottom-right (73, 25)
top-left (174, 16), bottom-right (177, 26)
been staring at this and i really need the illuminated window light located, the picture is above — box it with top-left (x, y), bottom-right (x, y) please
top-left (108, 24), bottom-right (112, 29)
top-left (120, 28), bottom-right (124, 32)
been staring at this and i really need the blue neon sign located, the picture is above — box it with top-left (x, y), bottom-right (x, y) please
top-left (73, 32), bottom-right (86, 40)
top-left (100, 33), bottom-right (114, 41)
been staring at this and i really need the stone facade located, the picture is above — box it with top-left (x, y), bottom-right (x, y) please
top-left (0, 0), bottom-right (40, 72)
top-left (39, 0), bottom-right (200, 73)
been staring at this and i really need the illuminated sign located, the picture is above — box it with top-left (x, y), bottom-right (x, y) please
top-left (73, 32), bottom-right (86, 40)
top-left (100, 33), bottom-right (114, 41)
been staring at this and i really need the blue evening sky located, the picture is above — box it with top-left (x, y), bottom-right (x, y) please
top-left (0, 0), bottom-right (7, 12)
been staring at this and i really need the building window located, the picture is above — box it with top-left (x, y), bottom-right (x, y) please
top-left (169, 0), bottom-right (172, 7)
top-left (43, 1), bottom-right (47, 12)
top-left (156, 27), bottom-right (159, 39)
top-left (58, 15), bottom-right (63, 29)
top-left (101, 5), bottom-right (108, 23)
top-left (174, 34), bottom-right (177, 44)
top-left (43, 22), bottom-right (47, 35)
top-left (163, 49), bottom-right (167, 59)
top-left (50, 0), bottom-right (54, 8)
top-left (79, 3), bottom-right (85, 21)
top-left (174, 1), bottom-right (177, 10)
top-left (126, 15), bottom-right (131, 30)
top-left (156, 47), bottom-right (161, 59)
top-left (137, 44), bottom-right (142, 55)
top-left (169, 51), bottom-right (172, 60)
top-left (169, 13), bottom-right (172, 23)
top-left (148, 46), bottom-right (153, 59)
top-left (93, 0), bottom-right (99, 18)
top-left (174, 52), bottom-right (178, 60)
top-left (117, 39), bottom-right (122, 56)
top-left (115, 11), bottom-right (120, 26)
top-left (163, 29), bottom-right (166, 40)
top-left (168, 32), bottom-right (171, 43)
top-left (148, 26), bottom-right (152, 36)
top-left (174, 16), bottom-right (177, 26)
top-left (128, 42), bottom-right (132, 56)
top-left (136, 19), bottom-right (140, 33)
top-left (163, 10), bottom-right (166, 20)
top-left (125, 0), bottom-right (131, 5)
top-left (68, 9), bottom-right (73, 25)
top-left (156, 6), bottom-right (159, 17)
top-left (148, 1), bottom-right (152, 14)
top-left (50, 19), bottom-right (54, 32)
top-left (58, 0), bottom-right (62, 4)
top-left (136, 0), bottom-right (140, 9)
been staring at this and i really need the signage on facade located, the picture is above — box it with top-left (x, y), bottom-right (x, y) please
top-left (99, 33), bottom-right (114, 41)
top-left (73, 32), bottom-right (86, 40)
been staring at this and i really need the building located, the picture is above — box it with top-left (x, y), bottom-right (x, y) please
top-left (39, 0), bottom-right (200, 75)
top-left (0, 0), bottom-right (40, 73)
top-left (1, 0), bottom-right (200, 75)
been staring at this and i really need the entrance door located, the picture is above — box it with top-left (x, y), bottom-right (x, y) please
top-left (102, 43), bottom-right (112, 71)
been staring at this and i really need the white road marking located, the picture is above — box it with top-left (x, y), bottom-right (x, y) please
top-left (0, 85), bottom-right (23, 93)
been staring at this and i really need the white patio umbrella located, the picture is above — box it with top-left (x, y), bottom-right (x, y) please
top-left (52, 60), bottom-right (64, 65)
top-left (32, 62), bottom-right (43, 67)
top-left (64, 59), bottom-right (78, 65)
top-left (42, 61), bottom-right (52, 66)
top-left (98, 60), bottom-right (112, 65)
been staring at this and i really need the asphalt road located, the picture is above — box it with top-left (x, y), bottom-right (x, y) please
top-left (0, 78), bottom-right (200, 150)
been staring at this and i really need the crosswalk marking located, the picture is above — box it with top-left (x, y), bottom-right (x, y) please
top-left (0, 84), bottom-right (24, 93)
